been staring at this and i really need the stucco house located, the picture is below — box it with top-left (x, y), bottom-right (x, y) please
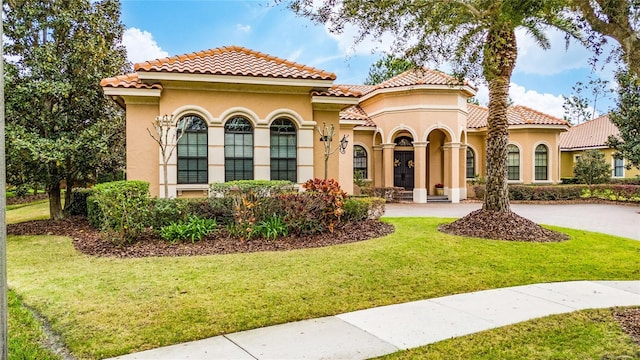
top-left (560, 115), bottom-right (640, 179)
top-left (101, 46), bottom-right (570, 203)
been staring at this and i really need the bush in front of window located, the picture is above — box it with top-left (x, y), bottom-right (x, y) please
top-left (160, 216), bottom-right (218, 244)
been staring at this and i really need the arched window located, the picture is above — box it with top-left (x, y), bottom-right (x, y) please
top-left (353, 145), bottom-right (368, 179)
top-left (535, 144), bottom-right (548, 181)
top-left (177, 115), bottom-right (208, 184)
top-left (507, 144), bottom-right (520, 181)
top-left (270, 118), bottom-right (297, 182)
top-left (466, 148), bottom-right (476, 179)
top-left (225, 116), bottom-right (253, 181)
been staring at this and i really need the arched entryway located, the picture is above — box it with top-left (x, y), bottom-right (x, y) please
top-left (393, 135), bottom-right (415, 190)
top-left (426, 129), bottom-right (447, 194)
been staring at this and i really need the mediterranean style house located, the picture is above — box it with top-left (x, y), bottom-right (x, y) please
top-left (560, 114), bottom-right (640, 179)
top-left (101, 46), bottom-right (573, 203)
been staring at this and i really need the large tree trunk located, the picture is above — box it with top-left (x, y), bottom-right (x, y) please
top-left (48, 182), bottom-right (64, 220)
top-left (482, 27), bottom-right (518, 212)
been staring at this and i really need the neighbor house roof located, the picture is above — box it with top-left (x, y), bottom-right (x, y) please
top-left (311, 85), bottom-right (362, 98)
top-left (134, 45), bottom-right (336, 81)
top-left (559, 114), bottom-right (619, 150)
top-left (467, 104), bottom-right (569, 129)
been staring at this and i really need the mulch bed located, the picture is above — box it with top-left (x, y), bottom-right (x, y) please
top-left (7, 216), bottom-right (395, 258)
top-left (614, 308), bottom-right (640, 345)
top-left (438, 209), bottom-right (570, 242)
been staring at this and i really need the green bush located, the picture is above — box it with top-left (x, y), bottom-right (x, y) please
top-left (361, 187), bottom-right (404, 203)
top-left (473, 184), bottom-right (639, 203)
top-left (160, 216), bottom-right (218, 244)
top-left (253, 215), bottom-right (288, 240)
top-left (91, 180), bottom-right (151, 244)
top-left (67, 188), bottom-right (93, 216)
top-left (183, 197), bottom-right (234, 225)
top-left (86, 195), bottom-right (103, 229)
top-left (148, 198), bottom-right (190, 230)
top-left (343, 198), bottom-right (369, 222)
top-left (210, 180), bottom-right (295, 198)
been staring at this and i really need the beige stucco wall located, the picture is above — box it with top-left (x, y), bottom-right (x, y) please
top-left (508, 129), bottom-right (562, 184)
top-left (123, 99), bottom-right (161, 196)
top-left (561, 148), bottom-right (640, 179)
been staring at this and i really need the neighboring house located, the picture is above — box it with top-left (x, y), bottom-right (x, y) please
top-left (559, 114), bottom-right (640, 179)
top-left (101, 46), bottom-right (570, 203)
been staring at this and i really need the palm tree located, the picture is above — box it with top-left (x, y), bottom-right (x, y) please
top-left (289, 0), bottom-right (577, 214)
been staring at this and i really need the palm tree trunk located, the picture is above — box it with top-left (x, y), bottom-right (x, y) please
top-left (482, 27), bottom-right (518, 212)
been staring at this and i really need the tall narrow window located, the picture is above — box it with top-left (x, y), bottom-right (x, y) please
top-left (225, 116), bottom-right (253, 181)
top-left (534, 144), bottom-right (548, 181)
top-left (353, 145), bottom-right (368, 179)
top-left (507, 144), bottom-right (520, 181)
top-left (614, 157), bottom-right (624, 177)
top-left (270, 118), bottom-right (297, 182)
top-left (466, 148), bottom-right (476, 179)
top-left (177, 115), bottom-right (208, 184)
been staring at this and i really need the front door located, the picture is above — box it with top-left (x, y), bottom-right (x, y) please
top-left (394, 151), bottom-right (415, 190)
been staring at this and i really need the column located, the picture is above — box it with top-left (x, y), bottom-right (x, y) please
top-left (253, 125), bottom-right (270, 180)
top-left (412, 141), bottom-right (428, 203)
top-left (443, 142), bottom-right (462, 203)
top-left (381, 143), bottom-right (395, 187)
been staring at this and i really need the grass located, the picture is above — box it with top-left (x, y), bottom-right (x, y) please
top-left (380, 308), bottom-right (640, 359)
top-left (6, 199), bottom-right (50, 224)
top-left (8, 290), bottom-right (60, 360)
top-left (6, 215), bottom-right (640, 359)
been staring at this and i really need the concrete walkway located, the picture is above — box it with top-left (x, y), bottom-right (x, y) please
top-left (385, 202), bottom-right (640, 240)
top-left (110, 281), bottom-right (640, 360)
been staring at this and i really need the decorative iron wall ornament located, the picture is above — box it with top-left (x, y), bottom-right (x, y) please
top-left (407, 159), bottom-right (415, 168)
top-left (394, 158), bottom-right (401, 167)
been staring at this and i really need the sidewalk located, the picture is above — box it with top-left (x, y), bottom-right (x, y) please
top-left (109, 280), bottom-right (640, 360)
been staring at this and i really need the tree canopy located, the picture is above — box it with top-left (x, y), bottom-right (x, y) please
top-left (4, 0), bottom-right (129, 219)
top-left (288, 0), bottom-right (578, 213)
top-left (607, 71), bottom-right (640, 169)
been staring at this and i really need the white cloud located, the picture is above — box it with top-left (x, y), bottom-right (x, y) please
top-left (236, 24), bottom-right (252, 33)
top-left (474, 82), bottom-right (566, 119)
top-left (325, 23), bottom-right (395, 56)
top-left (515, 28), bottom-right (591, 75)
top-left (122, 28), bottom-right (169, 64)
top-left (509, 83), bottom-right (566, 118)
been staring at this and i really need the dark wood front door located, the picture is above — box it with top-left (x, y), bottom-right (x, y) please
top-left (394, 151), bottom-right (415, 190)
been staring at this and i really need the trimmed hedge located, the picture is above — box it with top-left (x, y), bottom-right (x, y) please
top-left (343, 196), bottom-right (386, 221)
top-left (210, 180), bottom-right (296, 198)
top-left (361, 187), bottom-right (404, 203)
top-left (473, 184), bottom-right (640, 202)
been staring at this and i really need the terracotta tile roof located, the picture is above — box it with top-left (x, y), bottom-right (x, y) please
top-left (559, 114), bottom-right (620, 150)
top-left (311, 85), bottom-right (362, 97)
top-left (134, 46), bottom-right (336, 81)
top-left (339, 84), bottom-right (377, 95)
top-left (100, 73), bottom-right (162, 90)
top-left (467, 104), bottom-right (568, 129)
top-left (340, 105), bottom-right (375, 126)
top-left (374, 68), bottom-right (468, 91)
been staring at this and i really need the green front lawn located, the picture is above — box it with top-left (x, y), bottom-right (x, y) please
top-left (7, 216), bottom-right (640, 359)
top-left (6, 199), bottom-right (50, 224)
top-left (380, 308), bottom-right (640, 359)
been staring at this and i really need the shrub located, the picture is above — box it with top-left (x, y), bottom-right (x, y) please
top-left (210, 180), bottom-right (295, 198)
top-left (343, 197), bottom-right (369, 222)
top-left (573, 149), bottom-right (611, 185)
top-left (561, 177), bottom-right (579, 185)
top-left (253, 215), bottom-right (288, 240)
top-left (91, 180), bottom-right (151, 244)
top-left (303, 178), bottom-right (347, 232)
top-left (14, 184), bottom-right (30, 198)
top-left (276, 192), bottom-right (331, 235)
top-left (472, 184), bottom-right (639, 202)
top-left (160, 216), bottom-right (217, 244)
top-left (361, 187), bottom-right (404, 203)
top-left (184, 197), bottom-right (235, 225)
top-left (86, 195), bottom-right (102, 229)
top-left (67, 188), bottom-right (93, 216)
top-left (148, 198), bottom-right (190, 230)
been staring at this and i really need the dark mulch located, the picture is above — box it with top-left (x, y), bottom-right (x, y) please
top-left (8, 216), bottom-right (395, 258)
top-left (438, 209), bottom-right (569, 242)
top-left (614, 308), bottom-right (640, 345)
top-left (7, 193), bottom-right (49, 206)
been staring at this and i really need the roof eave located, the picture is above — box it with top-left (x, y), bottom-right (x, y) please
top-left (137, 71), bottom-right (335, 88)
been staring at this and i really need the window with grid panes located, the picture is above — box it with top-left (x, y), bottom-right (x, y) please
top-left (177, 115), bottom-right (208, 184)
top-left (466, 148), bottom-right (475, 178)
top-left (353, 145), bottom-right (368, 179)
top-left (507, 144), bottom-right (520, 181)
top-left (614, 157), bottom-right (624, 177)
top-left (534, 144), bottom-right (548, 180)
top-left (224, 116), bottom-right (254, 181)
top-left (270, 118), bottom-right (297, 182)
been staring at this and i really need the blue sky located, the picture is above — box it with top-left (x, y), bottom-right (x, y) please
top-left (119, 0), bottom-right (619, 119)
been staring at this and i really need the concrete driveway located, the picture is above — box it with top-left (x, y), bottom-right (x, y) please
top-left (384, 202), bottom-right (640, 240)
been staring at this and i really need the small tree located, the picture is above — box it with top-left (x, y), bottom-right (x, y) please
top-left (364, 54), bottom-right (417, 85)
top-left (573, 149), bottom-right (611, 185)
top-left (607, 70), bottom-right (640, 169)
top-left (147, 115), bottom-right (192, 198)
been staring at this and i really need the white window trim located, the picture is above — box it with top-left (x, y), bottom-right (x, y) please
top-left (612, 157), bottom-right (625, 178)
top-left (465, 144), bottom-right (478, 179)
top-left (353, 142), bottom-right (371, 181)
top-left (532, 141), bottom-right (552, 183)
top-left (507, 142), bottom-right (522, 183)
